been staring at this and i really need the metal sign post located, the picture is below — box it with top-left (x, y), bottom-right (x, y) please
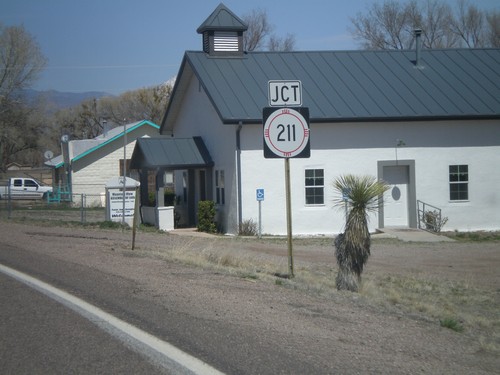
top-left (256, 189), bottom-right (264, 238)
top-left (284, 158), bottom-right (294, 277)
top-left (263, 100), bottom-right (310, 278)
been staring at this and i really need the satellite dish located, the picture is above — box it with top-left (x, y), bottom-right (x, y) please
top-left (44, 150), bottom-right (54, 160)
top-left (61, 134), bottom-right (69, 143)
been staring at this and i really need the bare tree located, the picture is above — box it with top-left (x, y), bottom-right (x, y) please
top-left (268, 33), bottom-right (296, 52)
top-left (350, 1), bottom-right (414, 49)
top-left (350, 0), bottom-right (499, 50)
top-left (486, 12), bottom-right (500, 47)
top-left (449, 0), bottom-right (486, 47)
top-left (0, 24), bottom-right (47, 172)
top-left (242, 9), bottom-right (272, 52)
top-left (414, 0), bottom-right (457, 48)
top-left (0, 24), bottom-right (46, 101)
top-left (100, 84), bottom-right (172, 126)
top-left (53, 83), bottom-right (172, 142)
top-left (242, 8), bottom-right (296, 52)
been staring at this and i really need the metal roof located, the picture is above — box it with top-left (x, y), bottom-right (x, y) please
top-left (130, 136), bottom-right (214, 170)
top-left (161, 48), bottom-right (500, 131)
top-left (196, 3), bottom-right (247, 33)
top-left (46, 120), bottom-right (159, 168)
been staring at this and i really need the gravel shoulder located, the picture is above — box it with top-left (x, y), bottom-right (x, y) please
top-left (1, 220), bottom-right (499, 374)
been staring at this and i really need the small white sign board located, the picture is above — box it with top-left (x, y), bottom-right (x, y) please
top-left (105, 176), bottom-right (139, 226)
top-left (108, 189), bottom-right (136, 220)
top-left (268, 80), bottom-right (302, 107)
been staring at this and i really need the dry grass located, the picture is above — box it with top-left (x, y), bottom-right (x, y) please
top-left (128, 235), bottom-right (500, 354)
top-left (5, 215), bottom-right (499, 354)
top-left (360, 274), bottom-right (500, 353)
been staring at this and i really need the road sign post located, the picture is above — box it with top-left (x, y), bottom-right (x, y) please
top-left (284, 158), bottom-right (294, 277)
top-left (263, 102), bottom-right (310, 278)
top-left (256, 189), bottom-right (264, 239)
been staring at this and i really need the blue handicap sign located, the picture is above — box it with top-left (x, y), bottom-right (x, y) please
top-left (256, 188), bottom-right (265, 201)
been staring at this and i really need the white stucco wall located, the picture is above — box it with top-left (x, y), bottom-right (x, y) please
top-left (170, 75), bottom-right (240, 233)
top-left (166, 73), bottom-right (500, 234)
top-left (239, 119), bottom-right (500, 234)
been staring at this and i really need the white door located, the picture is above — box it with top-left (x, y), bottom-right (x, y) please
top-left (383, 166), bottom-right (409, 227)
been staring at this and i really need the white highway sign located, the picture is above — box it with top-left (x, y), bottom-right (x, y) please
top-left (263, 107), bottom-right (310, 158)
top-left (268, 80), bottom-right (302, 107)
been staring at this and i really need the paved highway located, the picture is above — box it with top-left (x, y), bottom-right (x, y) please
top-left (0, 231), bottom-right (318, 374)
top-left (0, 243), bottom-right (224, 374)
top-left (0, 272), bottom-right (168, 374)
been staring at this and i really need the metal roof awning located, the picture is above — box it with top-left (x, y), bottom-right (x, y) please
top-left (130, 136), bottom-right (214, 170)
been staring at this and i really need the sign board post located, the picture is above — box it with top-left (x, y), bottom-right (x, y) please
top-left (256, 188), bottom-right (264, 238)
top-left (105, 177), bottom-right (140, 228)
top-left (263, 80), bottom-right (309, 277)
top-left (284, 158), bottom-right (294, 277)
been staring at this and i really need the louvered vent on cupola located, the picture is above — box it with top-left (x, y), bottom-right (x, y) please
top-left (197, 3), bottom-right (248, 56)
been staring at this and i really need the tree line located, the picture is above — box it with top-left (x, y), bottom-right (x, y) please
top-left (1, 1), bottom-right (498, 172)
top-left (351, 0), bottom-right (499, 49)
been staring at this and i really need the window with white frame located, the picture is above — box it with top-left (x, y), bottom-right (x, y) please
top-left (449, 165), bottom-right (468, 201)
top-left (305, 169), bottom-right (324, 205)
top-left (215, 170), bottom-right (225, 205)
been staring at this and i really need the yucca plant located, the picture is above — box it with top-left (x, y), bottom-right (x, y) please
top-left (333, 175), bottom-right (389, 292)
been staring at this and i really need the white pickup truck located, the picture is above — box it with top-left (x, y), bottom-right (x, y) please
top-left (0, 178), bottom-right (53, 200)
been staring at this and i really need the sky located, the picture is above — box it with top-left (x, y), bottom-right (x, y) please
top-left (2, 0), bottom-right (498, 95)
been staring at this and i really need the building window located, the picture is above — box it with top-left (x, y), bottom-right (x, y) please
top-left (305, 169), bottom-right (324, 205)
top-left (182, 172), bottom-right (187, 203)
top-left (119, 159), bottom-right (132, 177)
top-left (215, 170), bottom-right (225, 205)
top-left (449, 165), bottom-right (468, 201)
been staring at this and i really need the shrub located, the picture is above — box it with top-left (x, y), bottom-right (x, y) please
top-left (99, 220), bottom-right (127, 230)
top-left (440, 317), bottom-right (464, 332)
top-left (239, 218), bottom-right (258, 236)
top-left (197, 200), bottom-right (217, 233)
top-left (424, 210), bottom-right (448, 233)
top-left (147, 189), bottom-right (177, 206)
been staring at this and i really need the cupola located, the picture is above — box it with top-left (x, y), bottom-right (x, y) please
top-left (196, 3), bottom-right (248, 56)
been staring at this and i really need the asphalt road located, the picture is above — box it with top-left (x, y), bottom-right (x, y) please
top-left (0, 242), bottom-right (230, 374)
top-left (0, 272), bottom-right (166, 374)
top-left (0, 237), bottom-right (314, 374)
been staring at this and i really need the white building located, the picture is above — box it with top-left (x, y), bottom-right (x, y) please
top-left (132, 4), bottom-right (500, 234)
top-left (47, 120), bottom-right (160, 206)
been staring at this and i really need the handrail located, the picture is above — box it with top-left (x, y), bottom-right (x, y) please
top-left (417, 200), bottom-right (447, 233)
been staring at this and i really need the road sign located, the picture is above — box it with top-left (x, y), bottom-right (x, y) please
top-left (263, 107), bottom-right (310, 159)
top-left (268, 80), bottom-right (302, 107)
top-left (256, 188), bottom-right (265, 201)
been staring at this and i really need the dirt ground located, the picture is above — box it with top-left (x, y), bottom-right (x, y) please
top-left (1, 220), bottom-right (499, 374)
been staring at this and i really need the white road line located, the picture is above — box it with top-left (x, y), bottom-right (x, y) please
top-left (0, 263), bottom-right (225, 375)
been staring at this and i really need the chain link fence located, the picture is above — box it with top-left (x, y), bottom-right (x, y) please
top-left (0, 193), bottom-right (106, 223)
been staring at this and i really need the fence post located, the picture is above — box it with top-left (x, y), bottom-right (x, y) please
top-left (7, 183), bottom-right (12, 219)
top-left (80, 194), bottom-right (84, 223)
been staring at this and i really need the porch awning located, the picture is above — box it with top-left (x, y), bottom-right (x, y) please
top-left (130, 136), bottom-right (214, 170)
